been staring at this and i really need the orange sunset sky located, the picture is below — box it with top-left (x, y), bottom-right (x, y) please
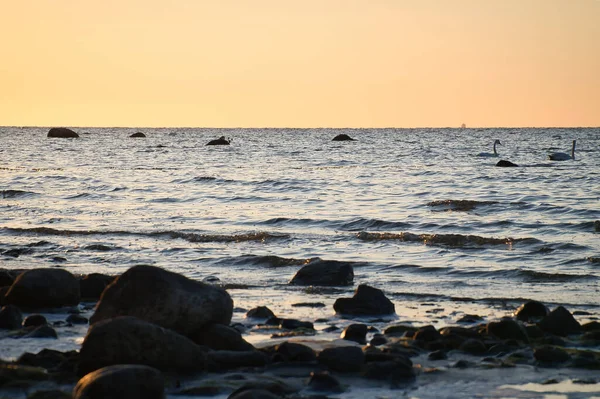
top-left (1, 0), bottom-right (599, 128)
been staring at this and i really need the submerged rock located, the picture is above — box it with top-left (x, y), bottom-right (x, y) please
top-left (332, 134), bottom-right (355, 141)
top-left (78, 316), bottom-right (208, 376)
top-left (289, 259), bottom-right (354, 286)
top-left (5, 269), bottom-right (80, 309)
top-left (47, 127), bottom-right (79, 138)
top-left (73, 364), bottom-right (164, 399)
top-left (496, 160), bottom-right (518, 167)
top-left (90, 265), bottom-right (233, 338)
top-left (333, 285), bottom-right (395, 316)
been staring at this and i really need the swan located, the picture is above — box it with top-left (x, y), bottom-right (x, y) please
top-left (549, 140), bottom-right (576, 161)
top-left (477, 139), bottom-right (501, 157)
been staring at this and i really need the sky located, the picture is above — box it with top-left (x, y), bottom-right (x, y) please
top-left (1, 0), bottom-right (599, 128)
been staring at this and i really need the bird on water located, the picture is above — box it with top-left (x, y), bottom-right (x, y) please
top-left (549, 140), bottom-right (576, 161)
top-left (477, 139), bottom-right (501, 157)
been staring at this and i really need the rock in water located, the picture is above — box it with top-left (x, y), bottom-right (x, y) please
top-left (206, 136), bottom-right (230, 145)
top-left (5, 269), bottom-right (80, 309)
top-left (289, 259), bottom-right (354, 286)
top-left (47, 127), bottom-right (79, 138)
top-left (73, 364), bottom-right (164, 399)
top-left (514, 300), bottom-right (549, 322)
top-left (78, 316), bottom-right (208, 376)
top-left (538, 306), bottom-right (582, 336)
top-left (333, 284), bottom-right (395, 316)
top-left (496, 160), bottom-right (518, 167)
top-left (79, 273), bottom-right (115, 301)
top-left (130, 132), bottom-right (146, 138)
top-left (332, 134), bottom-right (355, 141)
top-left (0, 305), bottom-right (23, 329)
top-left (90, 265), bottom-right (233, 338)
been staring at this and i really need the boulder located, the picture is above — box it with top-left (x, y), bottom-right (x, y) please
top-left (5, 269), bottom-right (80, 309)
top-left (318, 346), bottom-right (365, 372)
top-left (78, 316), bottom-right (208, 376)
top-left (23, 314), bottom-right (47, 328)
top-left (538, 306), bottom-right (582, 336)
top-left (130, 132), bottom-right (146, 138)
top-left (79, 273), bottom-right (115, 301)
top-left (90, 265), bottom-right (233, 338)
top-left (273, 342), bottom-right (316, 362)
top-left (73, 364), bottom-right (164, 399)
top-left (534, 346), bottom-right (570, 363)
top-left (514, 300), bottom-right (549, 322)
top-left (332, 134), bottom-right (355, 142)
top-left (333, 285), bottom-right (395, 316)
top-left (206, 136), bottom-right (230, 146)
top-left (340, 323), bottom-right (368, 344)
top-left (306, 371), bottom-right (344, 393)
top-left (192, 324), bottom-right (254, 351)
top-left (0, 305), bottom-right (23, 329)
top-left (486, 318), bottom-right (529, 343)
top-left (24, 325), bottom-right (58, 339)
top-left (47, 128), bottom-right (79, 138)
top-left (289, 259), bottom-right (354, 286)
top-left (496, 160), bottom-right (518, 167)
top-left (246, 306), bottom-right (275, 320)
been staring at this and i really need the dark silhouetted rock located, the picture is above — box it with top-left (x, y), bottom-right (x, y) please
top-left (333, 285), bottom-right (395, 316)
top-left (23, 314), bottom-right (47, 328)
top-left (384, 324), bottom-right (417, 337)
top-left (78, 316), bottom-right (208, 376)
top-left (459, 339), bottom-right (487, 355)
top-left (0, 304), bottom-right (22, 329)
top-left (206, 350), bottom-right (269, 372)
top-left (206, 136), bottom-right (230, 146)
top-left (0, 269), bottom-right (16, 287)
top-left (48, 128), bottom-right (79, 138)
top-left (16, 348), bottom-right (78, 371)
top-left (428, 350), bottom-right (448, 360)
top-left (24, 325), bottom-right (58, 339)
top-left (66, 314), bottom-right (88, 325)
top-left (279, 319), bottom-right (314, 330)
top-left (273, 342), bottom-right (316, 362)
top-left (318, 346), bottom-right (365, 372)
top-left (515, 300), bottom-right (549, 322)
top-left (90, 265), bottom-right (233, 339)
top-left (362, 358), bottom-right (415, 384)
top-left (370, 333), bottom-right (387, 346)
top-left (130, 132), bottom-right (146, 138)
top-left (73, 364), bottom-right (164, 399)
top-left (332, 134), bottom-right (355, 141)
top-left (306, 371), bottom-right (344, 393)
top-left (538, 306), bottom-right (582, 337)
top-left (486, 318), bottom-right (529, 343)
top-left (192, 324), bottom-right (254, 351)
top-left (496, 160), bottom-right (518, 167)
top-left (289, 259), bottom-right (354, 286)
top-left (246, 306), bottom-right (275, 320)
top-left (341, 323), bottom-right (368, 344)
top-left (413, 325), bottom-right (441, 342)
top-left (5, 269), bottom-right (80, 309)
top-left (534, 346), bottom-right (570, 363)
top-left (79, 273), bottom-right (115, 301)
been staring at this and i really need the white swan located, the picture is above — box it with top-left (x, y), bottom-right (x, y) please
top-left (477, 139), bottom-right (501, 157)
top-left (549, 140), bottom-right (576, 161)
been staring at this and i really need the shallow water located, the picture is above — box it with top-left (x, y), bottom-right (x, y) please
top-left (1, 127), bottom-right (599, 397)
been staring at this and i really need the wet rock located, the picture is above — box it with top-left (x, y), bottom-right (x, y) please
top-left (0, 304), bottom-right (23, 329)
top-left (582, 321), bottom-right (600, 332)
top-left (66, 314), bottom-right (88, 325)
top-left (279, 319), bottom-right (314, 330)
top-left (17, 349), bottom-right (78, 372)
top-left (384, 324), bottom-right (417, 337)
top-left (130, 132), bottom-right (146, 138)
top-left (333, 285), bottom-right (395, 316)
top-left (459, 339), bottom-right (487, 355)
top-left (289, 259), bottom-right (354, 286)
top-left (413, 325), bottom-right (441, 346)
top-left (457, 314), bottom-right (484, 323)
top-left (428, 350), bottom-right (447, 361)
top-left (27, 390), bottom-right (71, 399)
top-left (514, 300), bottom-right (549, 322)
top-left (291, 302), bottom-right (326, 308)
top-left (5, 269), bottom-right (80, 309)
top-left (370, 333), bottom-right (387, 346)
top-left (78, 316), bottom-right (208, 376)
top-left (306, 371), bottom-right (344, 393)
top-left (0, 364), bottom-right (49, 387)
top-left (0, 269), bottom-right (16, 287)
top-left (90, 265), bottom-right (233, 339)
top-left (362, 358), bottom-right (415, 384)
top-left (524, 325), bottom-right (545, 339)
top-left (206, 136), bottom-right (230, 146)
top-left (246, 306), bottom-right (275, 320)
top-left (340, 323), bottom-right (368, 344)
top-left (73, 364), bottom-right (164, 399)
top-left (538, 306), bottom-right (582, 337)
top-left (24, 325), bottom-right (58, 339)
top-left (317, 346), bottom-right (364, 372)
top-left (79, 273), bottom-right (115, 301)
top-left (594, 220), bottom-right (600, 232)
top-left (207, 350), bottom-right (270, 371)
top-left (23, 314), bottom-right (48, 328)
top-left (273, 342), bottom-right (316, 362)
top-left (192, 324), bottom-right (254, 351)
top-left (332, 134), bottom-right (355, 141)
top-left (47, 128), bottom-right (79, 138)
top-left (495, 160), bottom-right (518, 167)
top-left (486, 318), bottom-right (529, 343)
top-left (534, 346), bottom-right (571, 364)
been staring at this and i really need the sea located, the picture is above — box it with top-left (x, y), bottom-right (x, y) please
top-left (1, 126), bottom-right (599, 398)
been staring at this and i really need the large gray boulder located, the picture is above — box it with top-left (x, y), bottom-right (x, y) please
top-left (78, 316), bottom-right (208, 376)
top-left (4, 269), bottom-right (80, 309)
top-left (73, 364), bottom-right (164, 399)
top-left (47, 127), bottom-right (79, 138)
top-left (90, 265), bottom-right (233, 338)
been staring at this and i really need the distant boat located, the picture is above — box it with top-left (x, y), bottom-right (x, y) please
top-left (460, 123), bottom-right (466, 129)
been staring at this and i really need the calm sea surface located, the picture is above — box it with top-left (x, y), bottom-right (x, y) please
top-left (1, 127), bottom-right (599, 397)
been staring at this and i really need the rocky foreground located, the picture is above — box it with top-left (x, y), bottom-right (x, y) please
top-left (0, 265), bottom-right (599, 399)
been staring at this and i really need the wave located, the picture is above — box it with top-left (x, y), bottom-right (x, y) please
top-left (1, 190), bottom-right (38, 199)
top-left (448, 268), bottom-right (596, 282)
top-left (356, 231), bottom-right (538, 248)
top-left (215, 254), bottom-right (308, 268)
top-left (0, 227), bottom-right (288, 243)
top-left (383, 264), bottom-right (450, 273)
top-left (338, 218), bottom-right (412, 231)
top-left (426, 199), bottom-right (499, 212)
